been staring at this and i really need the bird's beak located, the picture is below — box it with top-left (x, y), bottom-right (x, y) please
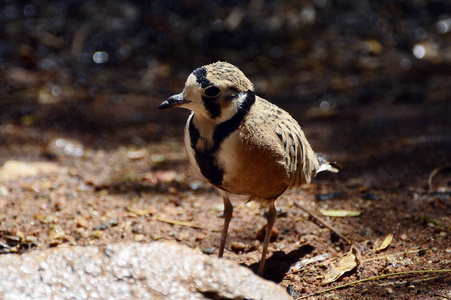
top-left (158, 93), bottom-right (190, 109)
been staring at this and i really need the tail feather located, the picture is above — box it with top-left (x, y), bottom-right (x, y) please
top-left (315, 153), bottom-right (340, 174)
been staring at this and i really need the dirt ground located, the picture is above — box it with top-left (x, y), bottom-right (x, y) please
top-left (1, 1), bottom-right (450, 299)
top-left (0, 93), bottom-right (450, 299)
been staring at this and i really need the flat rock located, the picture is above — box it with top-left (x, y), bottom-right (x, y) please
top-left (0, 160), bottom-right (66, 182)
top-left (0, 241), bottom-right (291, 300)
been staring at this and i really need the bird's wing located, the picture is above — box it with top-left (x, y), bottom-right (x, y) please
top-left (245, 97), bottom-right (320, 188)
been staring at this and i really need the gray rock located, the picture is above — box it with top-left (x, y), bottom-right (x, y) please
top-left (0, 241), bottom-right (291, 300)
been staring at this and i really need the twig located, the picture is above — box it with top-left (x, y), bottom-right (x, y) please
top-left (294, 201), bottom-right (362, 266)
top-left (361, 248), bottom-right (421, 263)
top-left (294, 201), bottom-right (352, 246)
top-left (432, 292), bottom-right (451, 300)
top-left (428, 165), bottom-right (451, 190)
top-left (153, 216), bottom-right (215, 231)
top-left (296, 269), bottom-right (451, 299)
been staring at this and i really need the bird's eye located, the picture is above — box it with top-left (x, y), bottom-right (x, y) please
top-left (204, 86), bottom-right (221, 98)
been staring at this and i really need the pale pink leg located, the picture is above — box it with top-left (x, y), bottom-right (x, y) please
top-left (218, 192), bottom-right (233, 258)
top-left (258, 202), bottom-right (276, 276)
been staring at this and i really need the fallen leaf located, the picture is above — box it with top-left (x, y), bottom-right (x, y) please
top-left (322, 251), bottom-right (357, 285)
top-left (319, 209), bottom-right (361, 217)
top-left (375, 233), bottom-right (393, 252)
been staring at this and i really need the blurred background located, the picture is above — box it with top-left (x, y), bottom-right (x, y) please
top-left (1, 0), bottom-right (450, 185)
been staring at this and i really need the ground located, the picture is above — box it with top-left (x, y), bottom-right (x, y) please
top-left (0, 94), bottom-right (449, 299)
top-left (0, 1), bottom-right (450, 299)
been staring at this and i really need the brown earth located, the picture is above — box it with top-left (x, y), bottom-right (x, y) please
top-left (1, 1), bottom-right (450, 299)
top-left (0, 92), bottom-right (449, 299)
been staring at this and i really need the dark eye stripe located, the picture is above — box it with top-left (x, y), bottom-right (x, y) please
top-left (202, 96), bottom-right (221, 119)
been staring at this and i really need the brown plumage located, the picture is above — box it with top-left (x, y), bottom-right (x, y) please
top-left (158, 61), bottom-right (338, 275)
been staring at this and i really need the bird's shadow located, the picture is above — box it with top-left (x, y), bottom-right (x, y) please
top-left (248, 244), bottom-right (315, 283)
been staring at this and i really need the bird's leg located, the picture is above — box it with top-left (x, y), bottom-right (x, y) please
top-left (258, 202), bottom-right (276, 276)
top-left (218, 192), bottom-right (233, 258)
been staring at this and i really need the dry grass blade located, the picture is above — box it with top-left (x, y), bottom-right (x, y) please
top-left (154, 216), bottom-right (212, 231)
top-left (428, 165), bottom-right (451, 190)
top-left (296, 269), bottom-right (451, 299)
top-left (319, 209), bottom-right (361, 217)
top-left (362, 248), bottom-right (421, 263)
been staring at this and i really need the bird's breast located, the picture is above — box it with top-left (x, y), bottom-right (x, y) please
top-left (217, 127), bottom-right (290, 198)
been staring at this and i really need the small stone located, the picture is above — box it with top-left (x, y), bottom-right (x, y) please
top-left (257, 224), bottom-right (279, 242)
top-left (231, 241), bottom-right (248, 253)
top-left (25, 236), bottom-right (38, 244)
top-left (150, 154), bottom-right (166, 163)
top-left (211, 203), bottom-right (224, 213)
top-left (196, 233), bottom-right (207, 241)
top-left (48, 225), bottom-right (65, 240)
top-left (0, 160), bottom-right (63, 181)
top-left (5, 235), bottom-right (22, 246)
top-left (202, 247), bottom-right (216, 255)
top-left (91, 230), bottom-right (102, 239)
top-left (76, 217), bottom-right (89, 228)
top-left (168, 186), bottom-right (178, 195)
top-left (134, 234), bottom-right (146, 242)
top-left (127, 149), bottom-right (147, 160)
top-left (250, 240), bottom-right (260, 251)
top-left (0, 186), bottom-right (8, 196)
top-left (150, 234), bottom-right (163, 241)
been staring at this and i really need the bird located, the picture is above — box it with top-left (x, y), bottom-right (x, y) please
top-left (158, 61), bottom-right (338, 276)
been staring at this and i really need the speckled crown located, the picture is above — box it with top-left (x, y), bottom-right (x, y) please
top-left (202, 61), bottom-right (254, 92)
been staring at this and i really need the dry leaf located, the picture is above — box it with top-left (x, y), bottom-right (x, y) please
top-left (375, 233), bottom-right (393, 252)
top-left (322, 251), bottom-right (357, 285)
top-left (319, 209), bottom-right (361, 217)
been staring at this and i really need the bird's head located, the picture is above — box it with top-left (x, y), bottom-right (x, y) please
top-left (158, 61), bottom-right (255, 121)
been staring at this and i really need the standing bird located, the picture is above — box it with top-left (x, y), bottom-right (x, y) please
top-left (158, 61), bottom-right (338, 275)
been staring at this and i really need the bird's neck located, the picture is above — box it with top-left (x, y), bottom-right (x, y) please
top-left (190, 90), bottom-right (256, 150)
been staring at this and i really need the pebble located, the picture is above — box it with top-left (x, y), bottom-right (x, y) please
top-left (91, 231), bottom-right (103, 239)
top-left (134, 234), bottom-right (146, 242)
top-left (0, 186), bottom-right (9, 196)
top-left (231, 241), bottom-right (248, 253)
top-left (257, 224), bottom-right (279, 242)
top-left (126, 149), bottom-right (147, 160)
top-left (0, 161), bottom-right (63, 181)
